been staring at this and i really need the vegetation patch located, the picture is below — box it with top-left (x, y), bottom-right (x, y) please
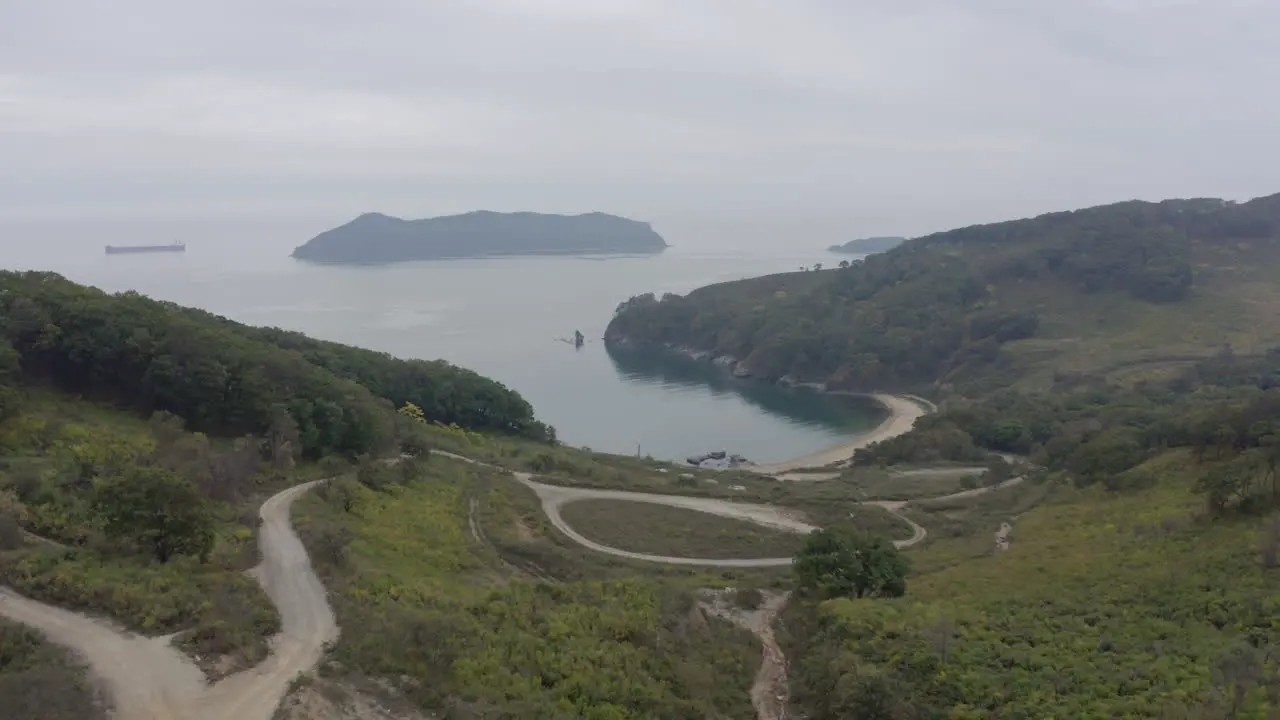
top-left (841, 467), bottom-right (985, 501)
top-left (294, 457), bottom-right (765, 719)
top-left (783, 455), bottom-right (1280, 718)
top-left (557, 499), bottom-right (809, 560)
top-left (0, 619), bottom-right (106, 720)
top-left (0, 550), bottom-right (277, 670)
top-left (0, 394), bottom-right (281, 676)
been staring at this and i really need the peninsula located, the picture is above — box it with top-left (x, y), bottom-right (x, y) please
top-left (826, 235), bottom-right (905, 255)
top-left (291, 210), bottom-right (668, 263)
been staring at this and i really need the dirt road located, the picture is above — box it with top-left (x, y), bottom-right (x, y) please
top-left (198, 479), bottom-right (338, 719)
top-left (519, 473), bottom-right (814, 567)
top-left (0, 479), bottom-right (334, 720)
top-left (517, 470), bottom-right (954, 565)
top-left (700, 591), bottom-right (791, 720)
top-left (0, 588), bottom-right (205, 719)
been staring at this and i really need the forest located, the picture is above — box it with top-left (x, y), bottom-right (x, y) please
top-left (0, 271), bottom-right (552, 457)
top-left (856, 348), bottom-right (1280, 514)
top-left (605, 192), bottom-right (1280, 394)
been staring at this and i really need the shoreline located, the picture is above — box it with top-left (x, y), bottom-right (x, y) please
top-left (602, 339), bottom-right (931, 473)
top-left (750, 393), bottom-right (927, 474)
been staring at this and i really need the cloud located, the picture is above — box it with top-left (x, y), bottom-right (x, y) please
top-left (1, 0), bottom-right (1278, 239)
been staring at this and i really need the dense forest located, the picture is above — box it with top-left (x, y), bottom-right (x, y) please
top-left (606, 193), bottom-right (1280, 393)
top-left (0, 271), bottom-right (552, 457)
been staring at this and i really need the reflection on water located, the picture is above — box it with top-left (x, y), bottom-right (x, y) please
top-left (606, 343), bottom-right (887, 434)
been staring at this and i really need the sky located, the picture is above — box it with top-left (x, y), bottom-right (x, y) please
top-left (2, 0), bottom-right (1279, 247)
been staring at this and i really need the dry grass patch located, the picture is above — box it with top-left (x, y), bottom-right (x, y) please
top-left (558, 499), bottom-right (809, 560)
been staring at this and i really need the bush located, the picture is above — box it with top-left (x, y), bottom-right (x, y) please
top-left (319, 477), bottom-right (361, 513)
top-left (95, 467), bottom-right (215, 563)
top-left (0, 513), bottom-right (22, 550)
top-left (734, 587), bottom-right (764, 610)
top-left (1263, 514), bottom-right (1280, 569)
top-left (794, 527), bottom-right (909, 600)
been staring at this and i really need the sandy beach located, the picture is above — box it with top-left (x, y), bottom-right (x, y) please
top-left (751, 393), bottom-right (927, 474)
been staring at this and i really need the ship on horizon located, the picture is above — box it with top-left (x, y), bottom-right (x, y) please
top-left (105, 242), bottom-right (186, 255)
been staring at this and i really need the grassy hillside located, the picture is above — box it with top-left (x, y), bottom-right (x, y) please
top-left (292, 454), bottom-right (768, 719)
top-left (0, 390), bottom-right (281, 676)
top-left (777, 339), bottom-right (1280, 716)
top-left (783, 454), bottom-right (1280, 718)
top-left (605, 192), bottom-right (1280, 396)
top-left (0, 619), bottom-right (105, 719)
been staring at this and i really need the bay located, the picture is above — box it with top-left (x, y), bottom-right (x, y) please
top-left (0, 216), bottom-right (883, 463)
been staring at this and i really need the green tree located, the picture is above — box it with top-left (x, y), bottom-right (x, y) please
top-left (95, 467), bottom-right (215, 563)
top-left (398, 401), bottom-right (426, 424)
top-left (794, 527), bottom-right (909, 599)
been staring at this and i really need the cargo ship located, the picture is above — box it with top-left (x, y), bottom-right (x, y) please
top-left (105, 243), bottom-right (186, 255)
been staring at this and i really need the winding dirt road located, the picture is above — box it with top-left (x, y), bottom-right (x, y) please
top-left (518, 472), bottom-right (816, 567)
top-left (0, 479), bottom-right (334, 720)
top-left (512, 471), bottom-right (1018, 566)
top-left (0, 397), bottom-right (1007, 717)
top-left (519, 470), bottom-right (1027, 566)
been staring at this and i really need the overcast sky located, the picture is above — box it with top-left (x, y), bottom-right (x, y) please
top-left (2, 0), bottom-right (1278, 245)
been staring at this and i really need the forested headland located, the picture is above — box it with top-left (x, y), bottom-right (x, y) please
top-left (0, 270), bottom-right (553, 455)
top-left (606, 193), bottom-right (1280, 396)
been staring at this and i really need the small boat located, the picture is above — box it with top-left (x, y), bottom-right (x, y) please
top-left (105, 243), bottom-right (186, 255)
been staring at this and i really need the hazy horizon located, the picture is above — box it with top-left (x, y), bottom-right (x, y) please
top-left (4, 1), bottom-right (1280, 251)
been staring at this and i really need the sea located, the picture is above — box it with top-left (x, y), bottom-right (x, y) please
top-left (0, 215), bottom-right (884, 464)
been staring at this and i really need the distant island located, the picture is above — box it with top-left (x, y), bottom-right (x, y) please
top-left (291, 211), bottom-right (668, 263)
top-left (827, 236), bottom-right (906, 255)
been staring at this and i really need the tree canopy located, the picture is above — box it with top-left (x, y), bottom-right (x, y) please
top-left (95, 466), bottom-right (215, 563)
top-left (794, 527), bottom-right (909, 600)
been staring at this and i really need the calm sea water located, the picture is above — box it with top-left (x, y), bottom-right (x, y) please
top-left (0, 216), bottom-right (882, 463)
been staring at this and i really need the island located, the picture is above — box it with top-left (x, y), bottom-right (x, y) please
top-left (826, 235), bottom-right (906, 255)
top-left (291, 210), bottom-right (668, 263)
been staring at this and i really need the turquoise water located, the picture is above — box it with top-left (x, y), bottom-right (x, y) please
top-left (0, 218), bottom-right (883, 462)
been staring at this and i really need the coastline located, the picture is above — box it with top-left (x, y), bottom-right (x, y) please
top-left (750, 393), bottom-right (927, 474)
top-left (601, 339), bottom-right (931, 472)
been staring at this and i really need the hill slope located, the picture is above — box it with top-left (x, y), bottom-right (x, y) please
top-left (606, 193), bottom-right (1280, 396)
top-left (292, 211), bottom-right (668, 263)
top-left (827, 235), bottom-right (906, 255)
top-left (0, 271), bottom-right (553, 452)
